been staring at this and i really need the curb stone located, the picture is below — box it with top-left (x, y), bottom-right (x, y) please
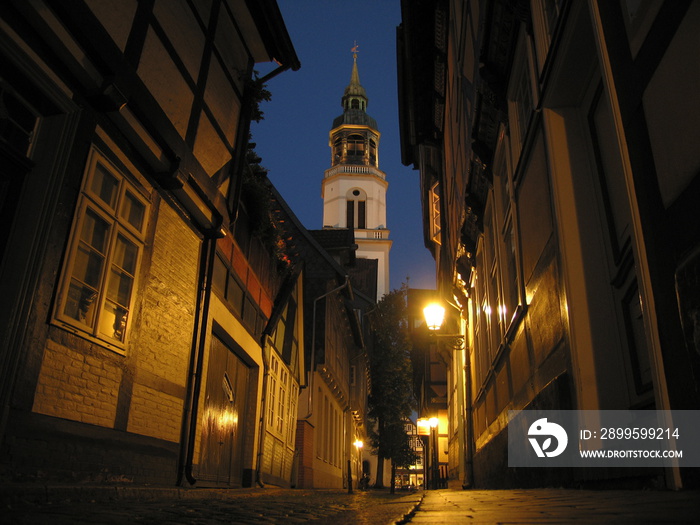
top-left (390, 491), bottom-right (425, 525)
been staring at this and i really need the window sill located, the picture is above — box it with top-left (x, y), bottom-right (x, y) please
top-left (51, 319), bottom-right (127, 356)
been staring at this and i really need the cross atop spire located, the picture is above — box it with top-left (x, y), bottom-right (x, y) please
top-left (343, 46), bottom-right (367, 111)
top-left (351, 41), bottom-right (359, 60)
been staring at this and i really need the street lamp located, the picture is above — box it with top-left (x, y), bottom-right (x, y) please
top-left (423, 302), bottom-right (464, 347)
top-left (423, 301), bottom-right (472, 490)
top-left (349, 439), bottom-right (364, 493)
top-left (423, 303), bottom-right (446, 331)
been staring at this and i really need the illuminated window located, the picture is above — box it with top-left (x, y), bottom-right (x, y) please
top-left (55, 148), bottom-right (148, 350)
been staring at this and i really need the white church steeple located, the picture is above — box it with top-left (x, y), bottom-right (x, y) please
top-left (322, 48), bottom-right (391, 300)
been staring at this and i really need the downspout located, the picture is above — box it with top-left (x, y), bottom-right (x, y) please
top-left (176, 234), bottom-right (210, 485)
top-left (255, 336), bottom-right (271, 488)
top-left (301, 276), bottom-right (350, 419)
top-left (228, 63), bottom-right (292, 224)
top-left (447, 298), bottom-right (473, 488)
top-left (259, 63), bottom-right (293, 84)
top-left (177, 233), bottom-right (217, 485)
top-left (462, 319), bottom-right (474, 489)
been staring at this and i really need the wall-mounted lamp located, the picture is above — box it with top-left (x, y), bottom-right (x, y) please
top-left (423, 302), bottom-right (464, 348)
top-left (423, 303), bottom-right (446, 331)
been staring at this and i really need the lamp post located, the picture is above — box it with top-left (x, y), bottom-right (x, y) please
top-left (349, 439), bottom-right (363, 493)
top-left (423, 302), bottom-right (472, 489)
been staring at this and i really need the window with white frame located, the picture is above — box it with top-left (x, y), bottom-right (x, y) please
top-left (532, 0), bottom-right (564, 64)
top-left (472, 144), bottom-right (525, 391)
top-left (493, 156), bottom-right (520, 334)
top-left (267, 352), bottom-right (298, 446)
top-left (542, 0), bottom-right (563, 36)
top-left (512, 63), bottom-right (532, 144)
top-left (55, 147), bottom-right (148, 349)
top-left (500, 219), bottom-right (519, 328)
top-left (277, 367), bottom-right (287, 434)
top-left (508, 30), bottom-right (534, 159)
top-left (267, 366), bottom-right (277, 429)
top-left (286, 382), bottom-right (297, 446)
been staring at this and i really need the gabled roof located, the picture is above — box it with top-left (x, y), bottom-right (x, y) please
top-left (268, 183), bottom-right (352, 288)
top-left (244, 0), bottom-right (300, 71)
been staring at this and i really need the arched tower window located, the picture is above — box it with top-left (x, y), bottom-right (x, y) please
top-left (346, 134), bottom-right (365, 163)
top-left (346, 188), bottom-right (367, 229)
top-left (333, 137), bottom-right (343, 165)
top-left (351, 99), bottom-right (360, 109)
top-left (369, 139), bottom-right (377, 166)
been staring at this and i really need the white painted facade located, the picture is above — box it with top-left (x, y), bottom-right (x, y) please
top-left (321, 55), bottom-right (391, 300)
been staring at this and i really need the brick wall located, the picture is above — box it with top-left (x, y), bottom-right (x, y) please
top-left (32, 203), bottom-right (198, 444)
top-left (0, 410), bottom-right (178, 484)
top-left (19, 202), bottom-right (199, 482)
top-left (32, 339), bottom-right (121, 428)
top-left (126, 203), bottom-right (199, 441)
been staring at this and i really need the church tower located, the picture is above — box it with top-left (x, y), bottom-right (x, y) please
top-left (322, 50), bottom-right (391, 300)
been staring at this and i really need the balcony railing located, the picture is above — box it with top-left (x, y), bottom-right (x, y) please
top-left (354, 229), bottom-right (389, 239)
top-left (324, 164), bottom-right (386, 180)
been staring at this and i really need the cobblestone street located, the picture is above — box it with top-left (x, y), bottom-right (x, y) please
top-left (1, 487), bottom-right (421, 525)
top-left (3, 486), bottom-right (700, 524)
top-left (411, 488), bottom-right (700, 523)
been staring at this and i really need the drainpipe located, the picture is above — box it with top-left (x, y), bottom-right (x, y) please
top-left (255, 337), bottom-right (271, 488)
top-left (462, 327), bottom-right (474, 489)
top-left (228, 63), bottom-right (293, 225)
top-left (176, 233), bottom-right (217, 486)
top-left (301, 276), bottom-right (350, 419)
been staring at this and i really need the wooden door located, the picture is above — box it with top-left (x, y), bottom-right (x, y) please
top-left (198, 335), bottom-right (250, 485)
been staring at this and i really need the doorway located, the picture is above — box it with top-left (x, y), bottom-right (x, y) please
top-left (198, 335), bottom-right (251, 486)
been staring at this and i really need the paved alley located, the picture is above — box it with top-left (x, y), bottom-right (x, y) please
top-left (4, 486), bottom-right (700, 524)
top-left (406, 488), bottom-right (700, 524)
